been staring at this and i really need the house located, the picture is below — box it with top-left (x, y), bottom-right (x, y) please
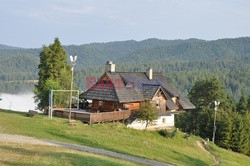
top-left (79, 61), bottom-right (195, 129)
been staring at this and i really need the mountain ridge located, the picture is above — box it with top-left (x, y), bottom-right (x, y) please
top-left (0, 37), bottom-right (249, 99)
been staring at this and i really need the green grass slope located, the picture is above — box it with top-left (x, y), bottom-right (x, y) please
top-left (0, 109), bottom-right (249, 165)
top-left (0, 142), bottom-right (138, 166)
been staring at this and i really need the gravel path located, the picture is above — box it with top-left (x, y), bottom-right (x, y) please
top-left (0, 133), bottom-right (171, 166)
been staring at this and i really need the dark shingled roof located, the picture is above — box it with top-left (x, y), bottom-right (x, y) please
top-left (79, 87), bottom-right (119, 102)
top-left (179, 96), bottom-right (196, 110)
top-left (80, 71), bottom-right (195, 110)
top-left (142, 85), bottom-right (160, 100)
top-left (166, 99), bottom-right (179, 110)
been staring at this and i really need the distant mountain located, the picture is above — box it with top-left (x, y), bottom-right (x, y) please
top-left (0, 44), bottom-right (21, 50)
top-left (0, 37), bottom-right (249, 98)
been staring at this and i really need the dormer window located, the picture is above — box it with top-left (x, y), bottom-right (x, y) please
top-left (126, 82), bottom-right (134, 88)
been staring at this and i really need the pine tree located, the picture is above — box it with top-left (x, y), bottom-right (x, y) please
top-left (237, 95), bottom-right (248, 114)
top-left (230, 114), bottom-right (249, 153)
top-left (216, 110), bottom-right (233, 149)
top-left (247, 95), bottom-right (250, 112)
top-left (34, 38), bottom-right (71, 111)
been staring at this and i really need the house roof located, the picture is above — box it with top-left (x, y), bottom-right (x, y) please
top-left (80, 71), bottom-right (195, 110)
top-left (179, 96), bottom-right (196, 110)
top-left (142, 85), bottom-right (160, 100)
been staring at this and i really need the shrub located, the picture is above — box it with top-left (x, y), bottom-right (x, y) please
top-left (158, 129), bottom-right (177, 138)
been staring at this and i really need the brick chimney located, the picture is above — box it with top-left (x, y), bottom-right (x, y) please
top-left (106, 60), bottom-right (116, 72)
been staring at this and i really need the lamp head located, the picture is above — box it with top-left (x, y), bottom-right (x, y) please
top-left (70, 55), bottom-right (77, 63)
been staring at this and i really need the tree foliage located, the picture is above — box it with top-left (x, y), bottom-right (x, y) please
top-left (237, 95), bottom-right (248, 114)
top-left (34, 38), bottom-right (71, 110)
top-left (176, 77), bottom-right (250, 155)
top-left (136, 101), bottom-right (158, 130)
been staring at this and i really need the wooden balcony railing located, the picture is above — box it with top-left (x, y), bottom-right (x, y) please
top-left (53, 109), bottom-right (131, 124)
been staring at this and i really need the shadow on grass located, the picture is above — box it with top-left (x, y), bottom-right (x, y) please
top-left (0, 144), bottom-right (130, 166)
top-left (170, 150), bottom-right (209, 166)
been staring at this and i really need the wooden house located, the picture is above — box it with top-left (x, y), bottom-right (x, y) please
top-left (79, 61), bottom-right (195, 129)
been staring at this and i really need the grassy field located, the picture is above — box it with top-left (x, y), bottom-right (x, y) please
top-left (0, 142), bottom-right (138, 166)
top-left (0, 109), bottom-right (249, 165)
top-left (205, 143), bottom-right (250, 166)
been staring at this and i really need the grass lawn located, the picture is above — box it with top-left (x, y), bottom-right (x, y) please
top-left (0, 109), bottom-right (249, 165)
top-left (0, 142), bottom-right (138, 166)
top-left (205, 143), bottom-right (250, 166)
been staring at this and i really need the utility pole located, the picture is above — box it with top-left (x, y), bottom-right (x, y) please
top-left (69, 55), bottom-right (77, 123)
top-left (212, 100), bottom-right (220, 143)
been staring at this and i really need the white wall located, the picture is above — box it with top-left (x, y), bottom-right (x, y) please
top-left (127, 114), bottom-right (175, 130)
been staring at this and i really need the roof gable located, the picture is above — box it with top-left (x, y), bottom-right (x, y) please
top-left (80, 71), bottom-right (195, 109)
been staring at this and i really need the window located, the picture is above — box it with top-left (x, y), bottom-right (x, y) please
top-left (114, 102), bottom-right (118, 108)
top-left (155, 100), bottom-right (159, 107)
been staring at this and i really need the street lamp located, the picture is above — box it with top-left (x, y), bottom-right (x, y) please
top-left (69, 55), bottom-right (77, 122)
top-left (212, 100), bottom-right (220, 143)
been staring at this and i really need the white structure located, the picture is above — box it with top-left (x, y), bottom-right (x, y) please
top-left (127, 114), bottom-right (175, 130)
top-left (106, 60), bottom-right (116, 72)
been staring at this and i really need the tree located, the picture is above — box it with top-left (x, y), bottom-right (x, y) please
top-left (237, 95), bottom-right (248, 114)
top-left (188, 77), bottom-right (227, 108)
top-left (176, 77), bottom-right (250, 155)
top-left (34, 38), bottom-right (71, 111)
top-left (176, 77), bottom-right (227, 137)
top-left (248, 96), bottom-right (250, 110)
top-left (230, 113), bottom-right (249, 154)
top-left (136, 101), bottom-right (158, 130)
top-left (216, 109), bottom-right (233, 149)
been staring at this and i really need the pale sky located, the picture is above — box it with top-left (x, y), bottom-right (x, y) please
top-left (0, 0), bottom-right (250, 48)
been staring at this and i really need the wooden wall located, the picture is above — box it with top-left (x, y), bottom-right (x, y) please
top-left (152, 89), bottom-right (166, 112)
top-left (124, 102), bottom-right (140, 111)
top-left (91, 100), bottom-right (142, 112)
top-left (92, 100), bottom-right (122, 112)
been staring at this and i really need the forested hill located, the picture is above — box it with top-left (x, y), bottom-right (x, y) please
top-left (0, 44), bottom-right (21, 50)
top-left (0, 37), bottom-right (249, 99)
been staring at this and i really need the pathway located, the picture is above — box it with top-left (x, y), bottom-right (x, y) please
top-left (196, 141), bottom-right (220, 166)
top-left (0, 133), bottom-right (171, 166)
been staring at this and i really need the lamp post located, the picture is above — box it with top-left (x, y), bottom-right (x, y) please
top-left (212, 100), bottom-right (220, 143)
top-left (69, 55), bottom-right (77, 122)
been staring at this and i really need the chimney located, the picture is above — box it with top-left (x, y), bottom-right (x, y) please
top-left (147, 67), bottom-right (153, 80)
top-left (106, 60), bottom-right (116, 72)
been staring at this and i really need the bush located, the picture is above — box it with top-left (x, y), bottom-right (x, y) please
top-left (183, 133), bottom-right (191, 139)
top-left (158, 129), bottom-right (177, 138)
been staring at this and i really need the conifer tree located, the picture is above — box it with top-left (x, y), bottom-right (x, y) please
top-left (35, 38), bottom-right (71, 111)
top-left (216, 110), bottom-right (233, 149)
top-left (237, 95), bottom-right (248, 114)
top-left (230, 114), bottom-right (249, 154)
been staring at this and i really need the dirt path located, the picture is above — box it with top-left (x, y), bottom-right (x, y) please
top-left (196, 141), bottom-right (219, 166)
top-left (0, 133), bottom-right (170, 166)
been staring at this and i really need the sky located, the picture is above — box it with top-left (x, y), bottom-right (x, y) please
top-left (0, 0), bottom-right (250, 48)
